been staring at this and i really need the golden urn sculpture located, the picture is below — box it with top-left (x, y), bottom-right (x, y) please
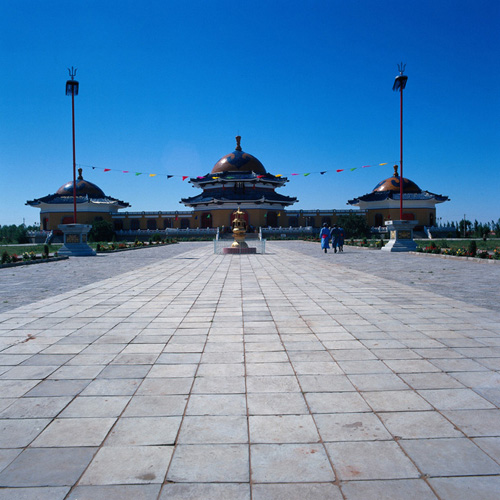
top-left (231, 207), bottom-right (249, 248)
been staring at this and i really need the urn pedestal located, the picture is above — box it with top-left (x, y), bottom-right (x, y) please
top-left (58, 224), bottom-right (96, 256)
top-left (381, 220), bottom-right (418, 252)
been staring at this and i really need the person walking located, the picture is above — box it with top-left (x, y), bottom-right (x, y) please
top-left (331, 224), bottom-right (340, 253)
top-left (338, 226), bottom-right (345, 252)
top-left (319, 223), bottom-right (331, 253)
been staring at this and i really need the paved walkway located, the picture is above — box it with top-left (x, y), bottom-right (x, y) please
top-left (0, 242), bottom-right (500, 499)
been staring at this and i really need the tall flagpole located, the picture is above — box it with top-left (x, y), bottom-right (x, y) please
top-left (66, 67), bottom-right (79, 223)
top-left (393, 63), bottom-right (408, 221)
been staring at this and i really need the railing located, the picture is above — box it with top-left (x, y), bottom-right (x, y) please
top-left (424, 226), bottom-right (456, 239)
top-left (260, 226), bottom-right (315, 237)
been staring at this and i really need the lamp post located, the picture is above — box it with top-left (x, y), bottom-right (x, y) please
top-left (393, 63), bottom-right (408, 220)
top-left (66, 67), bottom-right (79, 223)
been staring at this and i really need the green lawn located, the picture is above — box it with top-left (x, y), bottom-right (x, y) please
top-left (0, 243), bottom-right (62, 257)
top-left (415, 239), bottom-right (500, 251)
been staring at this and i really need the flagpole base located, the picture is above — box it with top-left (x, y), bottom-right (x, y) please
top-left (381, 220), bottom-right (418, 252)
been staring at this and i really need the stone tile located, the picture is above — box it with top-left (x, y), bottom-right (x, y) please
top-left (177, 416), bottom-right (248, 444)
top-left (291, 361), bottom-right (342, 375)
top-left (0, 449), bottom-right (22, 474)
top-left (399, 372), bottom-right (464, 389)
top-left (250, 444), bottom-right (334, 482)
top-left (383, 359), bottom-right (441, 373)
top-left (80, 378), bottom-right (141, 396)
top-left (136, 377), bottom-right (194, 395)
top-left (305, 391), bottom-right (371, 413)
top-left (0, 418), bottom-right (51, 447)
top-left (442, 409), bottom-right (500, 436)
top-left (315, 412), bottom-right (391, 441)
top-left (473, 437), bottom-right (500, 463)
top-left (25, 379), bottom-right (91, 397)
top-left (159, 483), bottom-right (250, 500)
top-left (105, 416), bottom-right (181, 445)
top-left (0, 365), bottom-right (58, 379)
top-left (417, 388), bottom-right (495, 410)
top-left (0, 487), bottom-right (70, 500)
top-left (123, 395), bottom-right (188, 417)
top-left (156, 353), bottom-right (202, 364)
top-left (361, 390), bottom-right (432, 412)
top-left (0, 396), bottom-right (72, 418)
top-left (246, 362), bottom-right (294, 376)
top-left (147, 364), bottom-right (198, 377)
top-left (48, 365), bottom-right (105, 379)
top-left (59, 396), bottom-right (130, 418)
top-left (247, 393), bottom-right (309, 415)
top-left (31, 417), bottom-right (116, 447)
top-left (201, 352), bottom-right (245, 363)
top-left (97, 364), bottom-right (151, 378)
top-left (0, 379), bottom-right (40, 398)
top-left (337, 360), bottom-right (392, 374)
top-left (79, 446), bottom-right (173, 485)
top-left (298, 375), bottom-right (355, 392)
top-left (326, 441), bottom-right (420, 480)
top-left (428, 476), bottom-right (500, 500)
top-left (186, 394), bottom-right (246, 416)
top-left (348, 374), bottom-right (409, 391)
top-left (192, 376), bottom-right (245, 394)
top-left (341, 479), bottom-right (437, 500)
top-left (379, 411), bottom-right (463, 439)
top-left (400, 438), bottom-right (500, 476)
top-left (250, 415), bottom-right (319, 443)
top-left (67, 484), bottom-right (161, 500)
top-left (252, 483), bottom-right (342, 500)
top-left (0, 447), bottom-right (97, 486)
top-left (167, 444), bottom-right (249, 482)
top-left (196, 363), bottom-right (245, 377)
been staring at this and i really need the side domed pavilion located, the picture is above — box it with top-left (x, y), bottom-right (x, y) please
top-left (181, 136), bottom-right (297, 229)
top-left (26, 168), bottom-right (130, 231)
top-left (347, 165), bottom-right (449, 230)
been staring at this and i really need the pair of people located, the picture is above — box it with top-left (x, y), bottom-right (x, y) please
top-left (319, 223), bottom-right (344, 253)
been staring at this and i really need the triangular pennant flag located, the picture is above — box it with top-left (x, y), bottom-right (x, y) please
top-left (303, 173), bottom-right (310, 176)
top-left (275, 174), bottom-right (282, 177)
top-left (135, 173), bottom-right (142, 176)
top-left (197, 176), bottom-right (204, 179)
top-left (379, 163), bottom-right (388, 166)
top-left (362, 165), bottom-right (371, 168)
top-left (182, 176), bottom-right (189, 181)
top-left (104, 169), bottom-right (111, 172)
top-left (320, 171), bottom-right (326, 175)
top-left (149, 174), bottom-right (156, 177)
top-left (291, 173), bottom-right (299, 176)
top-left (92, 167), bottom-right (95, 170)
top-left (336, 169), bottom-right (344, 173)
top-left (167, 175), bottom-right (173, 179)
top-left (350, 168), bottom-right (357, 171)
top-left (212, 176), bottom-right (219, 180)
top-left (122, 170), bottom-right (129, 173)
top-left (257, 175), bottom-right (265, 178)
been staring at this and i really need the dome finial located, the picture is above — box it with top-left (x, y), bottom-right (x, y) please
top-left (393, 164), bottom-right (399, 177)
top-left (235, 135), bottom-right (242, 151)
top-left (78, 168), bottom-right (83, 180)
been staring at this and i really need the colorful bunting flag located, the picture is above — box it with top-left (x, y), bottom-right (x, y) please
top-left (104, 169), bottom-right (111, 172)
top-left (149, 174), bottom-right (156, 177)
top-left (304, 173), bottom-right (310, 176)
top-left (135, 173), bottom-right (142, 176)
top-left (336, 169), bottom-right (344, 173)
top-left (182, 176), bottom-right (189, 181)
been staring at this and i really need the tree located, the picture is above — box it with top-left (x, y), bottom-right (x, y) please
top-left (336, 214), bottom-right (371, 239)
top-left (88, 220), bottom-right (115, 242)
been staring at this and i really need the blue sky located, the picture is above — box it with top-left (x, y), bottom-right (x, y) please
top-left (1, 0), bottom-right (499, 226)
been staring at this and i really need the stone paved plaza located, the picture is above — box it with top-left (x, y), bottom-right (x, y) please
top-left (0, 241), bottom-right (500, 499)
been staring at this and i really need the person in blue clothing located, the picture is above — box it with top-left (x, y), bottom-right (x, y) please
top-left (319, 223), bottom-right (331, 253)
top-left (337, 226), bottom-right (345, 252)
top-left (331, 224), bottom-right (340, 253)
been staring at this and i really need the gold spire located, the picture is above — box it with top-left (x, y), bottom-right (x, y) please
top-left (78, 168), bottom-right (83, 180)
top-left (235, 135), bottom-right (242, 151)
top-left (393, 164), bottom-right (399, 177)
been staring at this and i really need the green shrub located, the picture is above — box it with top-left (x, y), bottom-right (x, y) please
top-left (468, 240), bottom-right (477, 256)
top-left (1, 251), bottom-right (11, 264)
